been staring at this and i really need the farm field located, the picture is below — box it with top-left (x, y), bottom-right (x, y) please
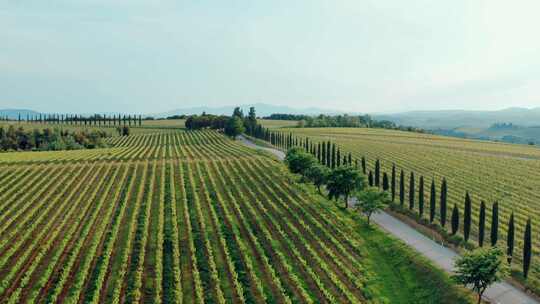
top-left (259, 119), bottom-right (298, 129)
top-left (0, 128), bottom-right (470, 303)
top-left (282, 127), bottom-right (540, 284)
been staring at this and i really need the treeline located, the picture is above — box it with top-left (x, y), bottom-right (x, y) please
top-left (253, 127), bottom-right (535, 280)
top-left (0, 125), bottom-right (109, 151)
top-left (185, 107), bottom-right (258, 139)
top-left (298, 114), bottom-right (425, 132)
top-left (5, 113), bottom-right (144, 127)
top-left (263, 113), bottom-right (311, 120)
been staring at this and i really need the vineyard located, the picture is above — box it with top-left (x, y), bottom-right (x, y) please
top-left (281, 127), bottom-right (540, 284)
top-left (0, 128), bottom-right (470, 303)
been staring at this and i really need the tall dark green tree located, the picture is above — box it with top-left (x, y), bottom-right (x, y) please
top-left (478, 201), bottom-right (486, 247)
top-left (347, 153), bottom-right (352, 166)
top-left (491, 202), bottom-right (499, 246)
top-left (429, 179), bottom-right (436, 223)
top-left (464, 192), bottom-right (472, 242)
top-left (409, 172), bottom-right (415, 210)
top-left (523, 218), bottom-right (532, 279)
top-left (368, 171), bottom-right (374, 187)
top-left (382, 172), bottom-right (389, 191)
top-left (361, 157), bottom-right (366, 175)
top-left (451, 204), bottom-right (460, 235)
top-left (507, 212), bottom-right (515, 264)
top-left (399, 170), bottom-right (405, 206)
top-left (326, 141), bottom-right (331, 168)
top-left (391, 164), bottom-right (396, 202)
top-left (336, 148), bottom-right (341, 167)
top-left (317, 142), bottom-right (321, 163)
top-left (321, 142), bottom-right (327, 166)
top-left (331, 144), bottom-right (336, 169)
top-left (418, 176), bottom-right (424, 217)
top-left (374, 159), bottom-right (380, 187)
top-left (440, 178), bottom-right (448, 227)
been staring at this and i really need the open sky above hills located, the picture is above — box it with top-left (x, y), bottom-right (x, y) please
top-left (1, 1), bottom-right (540, 113)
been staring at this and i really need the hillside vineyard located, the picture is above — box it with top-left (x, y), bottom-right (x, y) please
top-left (0, 129), bottom-right (472, 304)
top-left (276, 127), bottom-right (539, 285)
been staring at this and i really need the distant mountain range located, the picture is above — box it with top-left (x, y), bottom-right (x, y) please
top-left (152, 103), bottom-right (345, 118)
top-left (373, 107), bottom-right (540, 129)
top-left (0, 109), bottom-right (41, 120)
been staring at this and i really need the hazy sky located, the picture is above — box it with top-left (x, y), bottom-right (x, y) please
top-left (1, 1), bottom-right (540, 114)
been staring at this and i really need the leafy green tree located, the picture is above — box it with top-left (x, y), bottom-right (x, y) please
top-left (440, 178), bottom-right (448, 227)
top-left (453, 247), bottom-right (509, 304)
top-left (285, 147), bottom-right (316, 176)
top-left (409, 172), bottom-right (415, 210)
top-left (418, 176), bottom-right (424, 217)
top-left (224, 116), bottom-right (245, 139)
top-left (382, 172), bottom-right (389, 191)
top-left (507, 212), bottom-right (514, 264)
top-left (478, 201), bottom-right (486, 247)
top-left (356, 187), bottom-right (390, 225)
top-left (327, 166), bottom-right (366, 209)
top-left (305, 164), bottom-right (330, 193)
top-left (464, 192), bottom-right (472, 242)
top-left (391, 164), bottom-right (396, 202)
top-left (429, 179), bottom-right (436, 223)
top-left (451, 204), bottom-right (460, 235)
top-left (491, 202), bottom-right (499, 246)
top-left (399, 170), bottom-right (405, 206)
top-left (368, 171), bottom-right (374, 187)
top-left (233, 107), bottom-right (244, 119)
top-left (523, 218), bottom-right (532, 278)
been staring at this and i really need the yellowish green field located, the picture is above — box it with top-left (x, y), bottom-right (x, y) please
top-left (284, 127), bottom-right (540, 283)
top-left (0, 129), bottom-right (471, 303)
top-left (259, 119), bottom-right (298, 129)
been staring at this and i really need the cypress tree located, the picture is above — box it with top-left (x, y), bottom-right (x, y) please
top-left (375, 159), bottom-right (380, 187)
top-left (331, 144), bottom-right (336, 169)
top-left (440, 178), bottom-right (447, 227)
top-left (354, 159), bottom-right (358, 169)
top-left (464, 192), bottom-right (472, 242)
top-left (418, 176), bottom-right (424, 217)
top-left (337, 148), bottom-right (341, 167)
top-left (321, 142), bottom-right (327, 166)
top-left (368, 171), bottom-right (374, 187)
top-left (409, 172), bottom-right (415, 210)
top-left (429, 179), bottom-right (436, 223)
top-left (523, 218), bottom-right (532, 279)
top-left (478, 201), bottom-right (486, 247)
top-left (391, 164), bottom-right (396, 202)
top-left (317, 143), bottom-right (321, 163)
top-left (361, 157), bottom-right (366, 175)
top-left (343, 155), bottom-right (347, 166)
top-left (399, 170), bottom-right (405, 206)
top-left (491, 202), bottom-right (499, 246)
top-left (382, 172), bottom-right (389, 191)
top-left (326, 141), bottom-right (331, 168)
top-left (348, 153), bottom-right (352, 166)
top-left (507, 212), bottom-right (515, 264)
top-left (451, 204), bottom-right (459, 235)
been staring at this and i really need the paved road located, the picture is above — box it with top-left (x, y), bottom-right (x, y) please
top-left (238, 136), bottom-right (538, 304)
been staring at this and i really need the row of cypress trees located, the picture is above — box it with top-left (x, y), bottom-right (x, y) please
top-left (14, 113), bottom-right (143, 126)
top-left (253, 127), bottom-right (535, 279)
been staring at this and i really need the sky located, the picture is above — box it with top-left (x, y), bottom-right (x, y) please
top-left (1, 0), bottom-right (540, 114)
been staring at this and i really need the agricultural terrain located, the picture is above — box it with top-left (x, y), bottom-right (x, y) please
top-left (0, 127), bottom-right (470, 303)
top-left (282, 127), bottom-right (540, 285)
